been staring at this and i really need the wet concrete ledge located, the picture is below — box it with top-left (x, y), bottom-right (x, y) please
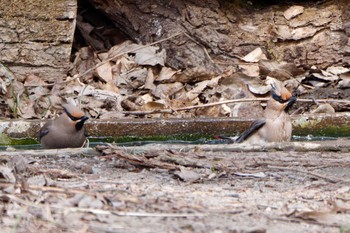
top-left (0, 113), bottom-right (349, 140)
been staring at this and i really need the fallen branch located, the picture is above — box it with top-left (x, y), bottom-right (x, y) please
top-left (103, 146), bottom-right (181, 170)
top-left (121, 98), bottom-right (350, 115)
top-left (0, 147), bottom-right (99, 157)
top-left (2, 194), bottom-right (206, 218)
top-left (120, 140), bottom-right (350, 153)
top-left (0, 182), bottom-right (87, 194)
top-left (267, 165), bottom-right (345, 184)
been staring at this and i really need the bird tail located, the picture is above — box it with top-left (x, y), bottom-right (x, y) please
top-left (213, 135), bottom-right (237, 143)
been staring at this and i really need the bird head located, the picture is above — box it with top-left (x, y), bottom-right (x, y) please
top-left (63, 104), bottom-right (89, 131)
top-left (268, 79), bottom-right (296, 113)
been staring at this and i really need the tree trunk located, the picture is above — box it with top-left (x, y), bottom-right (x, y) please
top-left (2, 1), bottom-right (349, 81)
top-left (0, 0), bottom-right (77, 81)
top-left (89, 0), bottom-right (350, 76)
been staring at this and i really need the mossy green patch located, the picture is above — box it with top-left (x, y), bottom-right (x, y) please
top-left (294, 125), bottom-right (350, 137)
top-left (89, 133), bottom-right (215, 144)
top-left (0, 137), bottom-right (38, 146)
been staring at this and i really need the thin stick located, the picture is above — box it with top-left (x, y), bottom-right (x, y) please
top-left (2, 194), bottom-right (206, 218)
top-left (121, 97), bottom-right (350, 115)
top-left (0, 182), bottom-right (87, 194)
top-left (25, 31), bottom-right (184, 87)
top-left (267, 165), bottom-right (345, 184)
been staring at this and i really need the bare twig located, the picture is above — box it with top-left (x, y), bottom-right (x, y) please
top-left (0, 147), bottom-right (99, 157)
top-left (121, 97), bottom-right (350, 115)
top-left (267, 165), bottom-right (346, 184)
top-left (2, 194), bottom-right (206, 218)
top-left (24, 31), bottom-right (184, 87)
top-left (0, 182), bottom-right (87, 194)
top-left (122, 98), bottom-right (268, 115)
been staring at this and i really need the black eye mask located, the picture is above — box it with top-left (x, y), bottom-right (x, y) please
top-left (272, 92), bottom-right (290, 104)
top-left (272, 91), bottom-right (297, 111)
top-left (63, 107), bottom-right (89, 131)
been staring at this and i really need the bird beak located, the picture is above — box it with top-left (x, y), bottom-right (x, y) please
top-left (284, 95), bottom-right (297, 112)
top-left (80, 116), bottom-right (89, 123)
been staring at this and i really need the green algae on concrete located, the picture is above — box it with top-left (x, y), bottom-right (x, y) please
top-left (0, 133), bottom-right (11, 145)
top-left (292, 113), bottom-right (350, 137)
top-left (0, 113), bottom-right (350, 146)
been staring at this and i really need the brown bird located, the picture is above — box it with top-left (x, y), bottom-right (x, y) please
top-left (39, 103), bottom-right (89, 149)
top-left (234, 80), bottom-right (296, 144)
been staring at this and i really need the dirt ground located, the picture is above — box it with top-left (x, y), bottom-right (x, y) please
top-left (1, 141), bottom-right (350, 233)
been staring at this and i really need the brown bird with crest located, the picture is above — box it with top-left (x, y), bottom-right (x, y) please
top-left (234, 79), bottom-right (296, 144)
top-left (39, 103), bottom-right (89, 149)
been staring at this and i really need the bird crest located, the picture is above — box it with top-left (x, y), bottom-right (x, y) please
top-left (63, 103), bottom-right (85, 121)
top-left (268, 78), bottom-right (292, 102)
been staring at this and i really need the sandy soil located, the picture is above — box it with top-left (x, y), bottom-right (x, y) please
top-left (1, 141), bottom-right (350, 233)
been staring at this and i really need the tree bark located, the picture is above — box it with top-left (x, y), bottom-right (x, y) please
top-left (1, 1), bottom-right (349, 82)
top-left (89, 0), bottom-right (350, 76)
top-left (0, 0), bottom-right (77, 81)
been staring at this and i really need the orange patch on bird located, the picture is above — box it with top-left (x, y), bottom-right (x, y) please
top-left (63, 104), bottom-right (85, 119)
top-left (70, 109), bottom-right (85, 119)
top-left (280, 87), bottom-right (292, 101)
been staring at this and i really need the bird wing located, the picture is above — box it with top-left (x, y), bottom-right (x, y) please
top-left (213, 135), bottom-right (237, 143)
top-left (39, 121), bottom-right (51, 140)
top-left (235, 119), bottom-right (266, 143)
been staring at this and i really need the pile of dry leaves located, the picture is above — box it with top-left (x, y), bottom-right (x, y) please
top-left (1, 38), bottom-right (350, 120)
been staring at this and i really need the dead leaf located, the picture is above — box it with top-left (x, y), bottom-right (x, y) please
top-left (294, 209), bottom-right (337, 224)
top-left (70, 47), bottom-right (96, 81)
top-left (153, 82), bottom-right (183, 98)
top-left (173, 167), bottom-right (201, 182)
top-left (247, 82), bottom-right (271, 95)
top-left (144, 68), bottom-right (156, 91)
top-left (156, 67), bottom-right (178, 82)
top-left (234, 172), bottom-right (266, 178)
top-left (311, 103), bottom-right (335, 114)
top-left (0, 166), bottom-right (16, 183)
top-left (184, 76), bottom-right (221, 101)
top-left (139, 93), bottom-right (154, 104)
top-left (0, 77), bottom-right (7, 95)
top-left (141, 101), bottom-right (166, 111)
top-left (95, 62), bottom-right (113, 83)
top-left (338, 73), bottom-right (350, 89)
top-left (242, 47), bottom-right (267, 63)
top-left (9, 156), bottom-right (28, 174)
top-left (183, 67), bottom-right (215, 83)
top-left (78, 195), bottom-right (104, 209)
top-left (27, 175), bottom-right (47, 186)
top-left (283, 6), bottom-right (304, 20)
top-left (119, 67), bottom-right (148, 89)
top-left (326, 66), bottom-right (350, 75)
top-left (259, 60), bottom-right (305, 81)
top-left (134, 46), bottom-right (166, 66)
top-left (82, 85), bottom-right (122, 100)
top-left (276, 25), bottom-right (293, 40)
top-left (108, 40), bottom-right (136, 60)
top-left (18, 98), bottom-right (36, 119)
top-left (24, 74), bottom-right (46, 87)
top-left (239, 63), bottom-right (260, 77)
top-left (291, 26), bottom-right (318, 40)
